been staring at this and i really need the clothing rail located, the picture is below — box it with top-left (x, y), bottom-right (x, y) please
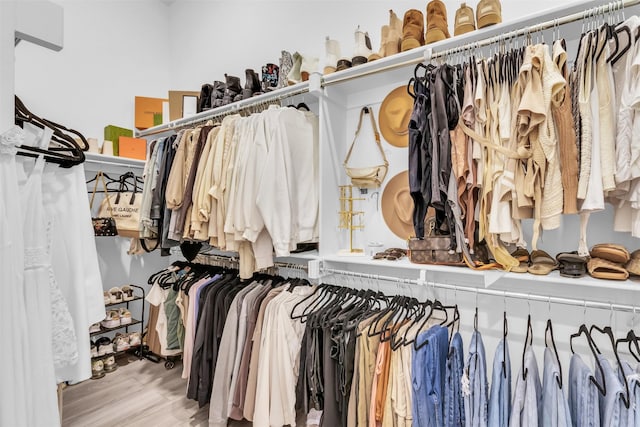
top-left (136, 83), bottom-right (311, 138)
top-left (321, 0), bottom-right (640, 87)
top-left (321, 267), bottom-right (640, 314)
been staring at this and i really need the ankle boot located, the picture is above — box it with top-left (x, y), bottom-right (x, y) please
top-left (324, 36), bottom-right (341, 74)
top-left (222, 74), bottom-right (241, 105)
top-left (287, 52), bottom-right (302, 85)
top-left (336, 58), bottom-right (352, 72)
top-left (352, 26), bottom-right (372, 66)
top-left (300, 54), bottom-right (318, 81)
top-left (386, 9), bottom-right (403, 56)
top-left (401, 9), bottom-right (425, 51)
top-left (368, 25), bottom-right (389, 62)
top-left (278, 50), bottom-right (294, 88)
top-left (425, 0), bottom-right (450, 44)
top-left (242, 69), bottom-right (261, 99)
top-left (454, 3), bottom-right (476, 36)
top-left (476, 0), bottom-right (502, 29)
top-left (211, 81), bottom-right (226, 108)
top-left (198, 83), bottom-right (213, 113)
top-left (261, 63), bottom-right (279, 91)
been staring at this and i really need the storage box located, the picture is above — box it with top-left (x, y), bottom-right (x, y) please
top-left (104, 125), bottom-right (133, 156)
top-left (135, 96), bottom-right (167, 130)
top-left (118, 136), bottom-right (147, 160)
top-left (168, 90), bottom-right (200, 121)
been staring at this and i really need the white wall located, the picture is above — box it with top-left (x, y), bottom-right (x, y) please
top-left (15, 0), bottom-right (171, 140)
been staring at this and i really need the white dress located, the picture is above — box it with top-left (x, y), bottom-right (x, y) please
top-left (43, 161), bottom-right (105, 383)
top-left (18, 125), bottom-right (61, 426)
top-left (0, 126), bottom-right (30, 426)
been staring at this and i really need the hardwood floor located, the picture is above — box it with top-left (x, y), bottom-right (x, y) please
top-left (62, 355), bottom-right (251, 427)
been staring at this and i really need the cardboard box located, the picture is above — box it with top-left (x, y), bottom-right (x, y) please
top-left (169, 90), bottom-right (200, 121)
top-left (119, 136), bottom-right (147, 160)
top-left (104, 125), bottom-right (133, 156)
top-left (135, 96), bottom-right (166, 130)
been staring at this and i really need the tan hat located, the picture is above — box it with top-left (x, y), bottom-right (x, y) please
top-left (381, 170), bottom-right (415, 239)
top-left (379, 86), bottom-right (413, 148)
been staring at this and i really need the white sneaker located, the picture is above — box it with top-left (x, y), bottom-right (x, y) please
top-left (100, 310), bottom-right (120, 329)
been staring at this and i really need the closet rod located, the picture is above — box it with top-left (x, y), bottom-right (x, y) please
top-left (321, 268), bottom-right (640, 314)
top-left (321, 0), bottom-right (640, 87)
top-left (136, 84), bottom-right (310, 138)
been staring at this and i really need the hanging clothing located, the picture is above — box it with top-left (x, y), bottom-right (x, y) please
top-left (464, 330), bottom-right (488, 427)
top-left (510, 345), bottom-right (542, 427)
top-left (541, 347), bottom-right (572, 427)
top-left (569, 353), bottom-right (601, 427)
top-left (488, 338), bottom-right (511, 427)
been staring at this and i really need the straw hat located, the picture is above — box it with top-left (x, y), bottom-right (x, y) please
top-left (381, 170), bottom-right (415, 239)
top-left (378, 86), bottom-right (413, 148)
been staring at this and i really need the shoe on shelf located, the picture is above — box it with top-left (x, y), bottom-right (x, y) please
top-left (118, 307), bottom-right (132, 325)
top-left (197, 83), bottom-right (213, 113)
top-left (91, 359), bottom-right (105, 379)
top-left (368, 25), bottom-right (389, 62)
top-left (101, 310), bottom-right (120, 329)
top-left (90, 341), bottom-right (98, 358)
top-left (324, 36), bottom-right (341, 74)
top-left (120, 285), bottom-right (134, 301)
top-left (336, 58), bottom-right (352, 72)
top-left (454, 3), bottom-right (476, 36)
top-left (352, 26), bottom-right (373, 66)
top-left (287, 52), bottom-right (303, 85)
top-left (386, 10), bottom-right (403, 57)
top-left (96, 337), bottom-right (114, 356)
top-left (211, 81), bottom-right (226, 108)
top-left (300, 54), bottom-right (319, 81)
top-left (89, 322), bottom-right (101, 333)
top-left (476, 0), bottom-right (502, 29)
top-left (426, 0), bottom-right (450, 44)
top-left (261, 63), bottom-right (279, 92)
top-left (278, 50), bottom-right (294, 88)
top-left (401, 9), bottom-right (425, 51)
top-left (129, 331), bottom-right (142, 347)
top-left (103, 291), bottom-right (111, 306)
top-left (222, 74), bottom-right (242, 105)
top-left (103, 355), bottom-right (118, 373)
top-left (113, 333), bottom-right (131, 352)
top-left (108, 287), bottom-right (123, 304)
top-left (242, 69), bottom-right (262, 100)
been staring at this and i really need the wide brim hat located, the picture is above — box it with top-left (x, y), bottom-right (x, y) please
top-left (381, 170), bottom-right (415, 239)
top-left (379, 86), bottom-right (413, 148)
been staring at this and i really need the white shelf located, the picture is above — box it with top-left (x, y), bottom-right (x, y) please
top-left (84, 152), bottom-right (145, 172)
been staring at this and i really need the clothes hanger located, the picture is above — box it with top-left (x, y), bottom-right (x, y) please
top-left (615, 330), bottom-right (640, 363)
top-left (545, 318), bottom-right (563, 388)
top-left (414, 300), bottom-right (449, 351)
top-left (521, 314), bottom-right (533, 381)
top-left (502, 309), bottom-right (509, 379)
top-left (589, 324), bottom-right (631, 408)
top-left (569, 324), bottom-right (607, 396)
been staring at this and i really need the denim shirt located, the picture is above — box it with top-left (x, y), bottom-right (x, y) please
top-left (595, 354), bottom-right (625, 427)
top-left (412, 325), bottom-right (449, 427)
top-left (569, 353), bottom-right (601, 427)
top-left (541, 347), bottom-right (572, 427)
top-left (445, 332), bottom-right (465, 427)
top-left (509, 345), bottom-right (541, 427)
top-left (488, 338), bottom-right (511, 427)
top-left (617, 360), bottom-right (640, 427)
top-left (464, 330), bottom-right (488, 427)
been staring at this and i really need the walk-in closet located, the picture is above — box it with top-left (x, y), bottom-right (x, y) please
top-left (4, 0), bottom-right (640, 426)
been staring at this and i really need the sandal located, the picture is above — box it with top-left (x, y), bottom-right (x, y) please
top-left (588, 258), bottom-right (629, 281)
top-left (527, 250), bottom-right (558, 276)
top-left (556, 251), bottom-right (587, 278)
top-left (101, 310), bottom-right (120, 329)
top-left (510, 247), bottom-right (529, 273)
top-left (118, 308), bottom-right (132, 325)
top-left (590, 243), bottom-right (630, 264)
top-left (373, 248), bottom-right (407, 261)
top-left (625, 250), bottom-right (640, 276)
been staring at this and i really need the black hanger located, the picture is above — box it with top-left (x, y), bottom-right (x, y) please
top-left (569, 324), bottom-right (607, 396)
top-left (589, 324), bottom-right (631, 408)
top-left (414, 300), bottom-right (449, 350)
top-left (521, 314), bottom-right (533, 381)
top-left (503, 311), bottom-right (509, 379)
top-left (615, 330), bottom-right (640, 363)
top-left (545, 318), bottom-right (563, 388)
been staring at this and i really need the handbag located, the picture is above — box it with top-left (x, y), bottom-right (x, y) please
top-left (98, 174), bottom-right (142, 239)
top-left (407, 217), bottom-right (464, 266)
top-left (344, 106), bottom-right (389, 188)
top-left (89, 171), bottom-right (118, 237)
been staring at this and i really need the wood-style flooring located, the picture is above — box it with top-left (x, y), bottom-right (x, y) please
top-left (62, 355), bottom-right (251, 427)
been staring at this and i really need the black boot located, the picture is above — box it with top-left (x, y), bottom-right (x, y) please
top-left (211, 81), bottom-right (226, 108)
top-left (242, 69), bottom-right (262, 99)
top-left (222, 74), bottom-right (242, 105)
top-left (261, 63), bottom-right (279, 92)
top-left (198, 83), bottom-right (213, 112)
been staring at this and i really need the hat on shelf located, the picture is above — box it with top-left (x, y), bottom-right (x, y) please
top-left (381, 170), bottom-right (414, 239)
top-left (378, 86), bottom-right (413, 147)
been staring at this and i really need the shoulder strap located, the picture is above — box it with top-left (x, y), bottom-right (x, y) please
top-left (89, 171), bottom-right (114, 215)
top-left (344, 106), bottom-right (389, 167)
